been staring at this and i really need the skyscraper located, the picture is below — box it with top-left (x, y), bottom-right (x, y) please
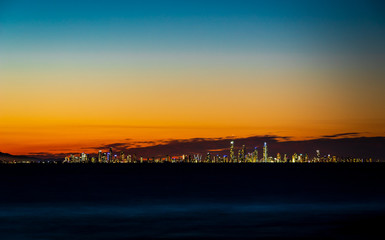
top-left (109, 147), bottom-right (113, 163)
top-left (252, 147), bottom-right (258, 163)
top-left (230, 141), bottom-right (235, 163)
top-left (240, 145), bottom-right (246, 162)
top-left (263, 142), bottom-right (268, 163)
top-left (98, 150), bottom-right (102, 163)
top-left (120, 151), bottom-right (125, 163)
top-left (206, 152), bottom-right (211, 163)
top-left (316, 150), bottom-right (321, 162)
top-left (81, 152), bottom-right (87, 163)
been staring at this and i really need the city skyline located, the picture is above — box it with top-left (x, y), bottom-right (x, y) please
top-left (2, 136), bottom-right (384, 163)
top-left (58, 140), bottom-right (374, 164)
top-left (1, 0), bottom-right (385, 158)
top-left (1, 139), bottom-right (378, 163)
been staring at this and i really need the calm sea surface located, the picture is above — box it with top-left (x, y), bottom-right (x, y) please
top-left (0, 164), bottom-right (384, 239)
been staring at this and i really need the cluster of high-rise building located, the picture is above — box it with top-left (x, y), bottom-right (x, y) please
top-left (62, 141), bottom-right (374, 164)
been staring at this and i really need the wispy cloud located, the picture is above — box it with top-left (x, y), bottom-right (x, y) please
top-left (321, 132), bottom-right (361, 138)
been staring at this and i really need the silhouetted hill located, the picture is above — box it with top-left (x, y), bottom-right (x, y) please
top-left (0, 152), bottom-right (42, 163)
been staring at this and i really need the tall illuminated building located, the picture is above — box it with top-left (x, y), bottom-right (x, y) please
top-left (120, 152), bottom-right (125, 163)
top-left (230, 141), bottom-right (235, 163)
top-left (240, 145), bottom-right (246, 162)
top-left (252, 147), bottom-right (258, 163)
top-left (193, 154), bottom-right (200, 163)
top-left (206, 152), bottom-right (211, 163)
top-left (277, 153), bottom-right (281, 163)
top-left (263, 142), bottom-right (268, 163)
top-left (109, 147), bottom-right (113, 163)
top-left (81, 153), bottom-right (87, 163)
top-left (98, 150), bottom-right (102, 163)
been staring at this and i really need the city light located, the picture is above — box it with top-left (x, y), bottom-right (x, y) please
top-left (57, 141), bottom-right (375, 164)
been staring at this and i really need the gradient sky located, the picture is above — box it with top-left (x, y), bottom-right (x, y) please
top-left (1, 0), bottom-right (385, 156)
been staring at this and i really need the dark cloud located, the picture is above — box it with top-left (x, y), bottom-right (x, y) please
top-left (321, 132), bottom-right (361, 138)
top-left (29, 152), bottom-right (51, 155)
top-left (87, 142), bottom-right (133, 151)
top-left (123, 136), bottom-right (385, 160)
top-left (276, 136), bottom-right (292, 140)
top-left (25, 135), bottom-right (385, 161)
top-left (135, 140), bottom-right (159, 144)
top-left (125, 135), bottom-right (287, 157)
top-left (265, 137), bottom-right (385, 160)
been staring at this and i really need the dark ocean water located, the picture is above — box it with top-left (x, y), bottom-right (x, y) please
top-left (0, 164), bottom-right (384, 239)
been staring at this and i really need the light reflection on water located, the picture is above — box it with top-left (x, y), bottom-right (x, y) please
top-left (0, 201), bottom-right (384, 239)
top-left (0, 201), bottom-right (383, 217)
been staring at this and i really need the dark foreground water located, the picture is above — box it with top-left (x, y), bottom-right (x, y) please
top-left (0, 164), bottom-right (384, 239)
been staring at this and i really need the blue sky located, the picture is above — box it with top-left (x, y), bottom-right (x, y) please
top-left (1, 0), bottom-right (384, 54)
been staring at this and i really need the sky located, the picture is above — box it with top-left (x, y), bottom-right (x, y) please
top-left (0, 0), bottom-right (385, 158)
